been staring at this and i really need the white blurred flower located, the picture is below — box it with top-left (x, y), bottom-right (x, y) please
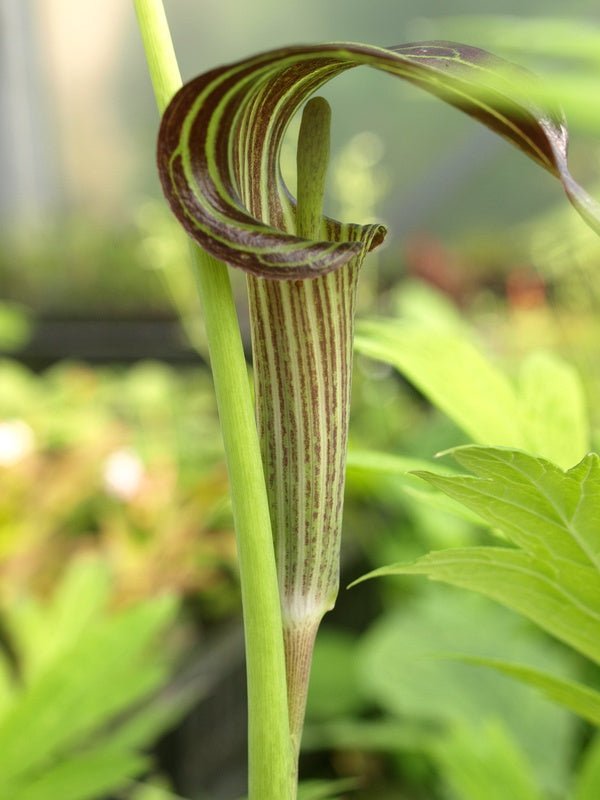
top-left (0, 420), bottom-right (35, 466)
top-left (103, 448), bottom-right (145, 500)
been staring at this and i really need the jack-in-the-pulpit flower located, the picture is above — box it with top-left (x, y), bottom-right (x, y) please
top-left (156, 40), bottom-right (600, 743)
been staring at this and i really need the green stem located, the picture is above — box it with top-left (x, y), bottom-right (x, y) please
top-left (133, 2), bottom-right (293, 797)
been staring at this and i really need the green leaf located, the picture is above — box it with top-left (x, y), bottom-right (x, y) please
top-left (347, 449), bottom-right (450, 477)
top-left (356, 446), bottom-right (600, 665)
top-left (297, 779), bottom-right (360, 800)
top-left (0, 665), bottom-right (15, 719)
top-left (454, 656), bottom-right (600, 726)
top-left (518, 351), bottom-right (589, 469)
top-left (302, 718), bottom-right (437, 753)
top-left (392, 278), bottom-right (470, 332)
top-left (7, 748), bottom-right (150, 800)
top-left (0, 556), bottom-right (190, 800)
top-left (106, 678), bottom-right (202, 753)
top-left (434, 721), bottom-right (543, 800)
top-left (354, 320), bottom-right (590, 469)
top-left (9, 557), bottom-right (112, 682)
top-left (417, 447), bottom-right (600, 571)
top-left (357, 588), bottom-right (575, 793)
top-left (157, 42), bottom-right (600, 280)
top-left (347, 448), bottom-right (483, 525)
top-left (0, 592), bottom-right (177, 783)
top-left (354, 322), bottom-right (524, 449)
top-left (0, 302), bottom-right (32, 351)
top-left (438, 16), bottom-right (600, 66)
top-left (574, 734), bottom-right (600, 800)
top-left (305, 631), bottom-right (365, 721)
top-left (402, 485), bottom-right (486, 526)
top-left (128, 781), bottom-right (188, 800)
top-left (365, 547), bottom-right (600, 664)
top-left (128, 780), bottom-right (188, 800)
top-left (303, 715), bottom-right (548, 800)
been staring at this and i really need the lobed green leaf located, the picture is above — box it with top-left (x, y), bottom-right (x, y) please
top-left (0, 593), bottom-right (177, 783)
top-left (419, 447), bottom-right (600, 572)
top-left (356, 446), bottom-right (600, 666)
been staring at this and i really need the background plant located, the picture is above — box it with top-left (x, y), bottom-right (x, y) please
top-left (2, 3), bottom-right (600, 799)
top-left (0, 556), bottom-right (190, 800)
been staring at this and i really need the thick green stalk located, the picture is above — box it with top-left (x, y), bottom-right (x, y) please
top-left (133, 2), bottom-right (293, 798)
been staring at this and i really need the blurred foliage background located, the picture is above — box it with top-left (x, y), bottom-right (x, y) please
top-left (2, 1), bottom-right (600, 798)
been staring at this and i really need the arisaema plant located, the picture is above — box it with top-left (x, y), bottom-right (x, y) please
top-left (134, 2), bottom-right (600, 798)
